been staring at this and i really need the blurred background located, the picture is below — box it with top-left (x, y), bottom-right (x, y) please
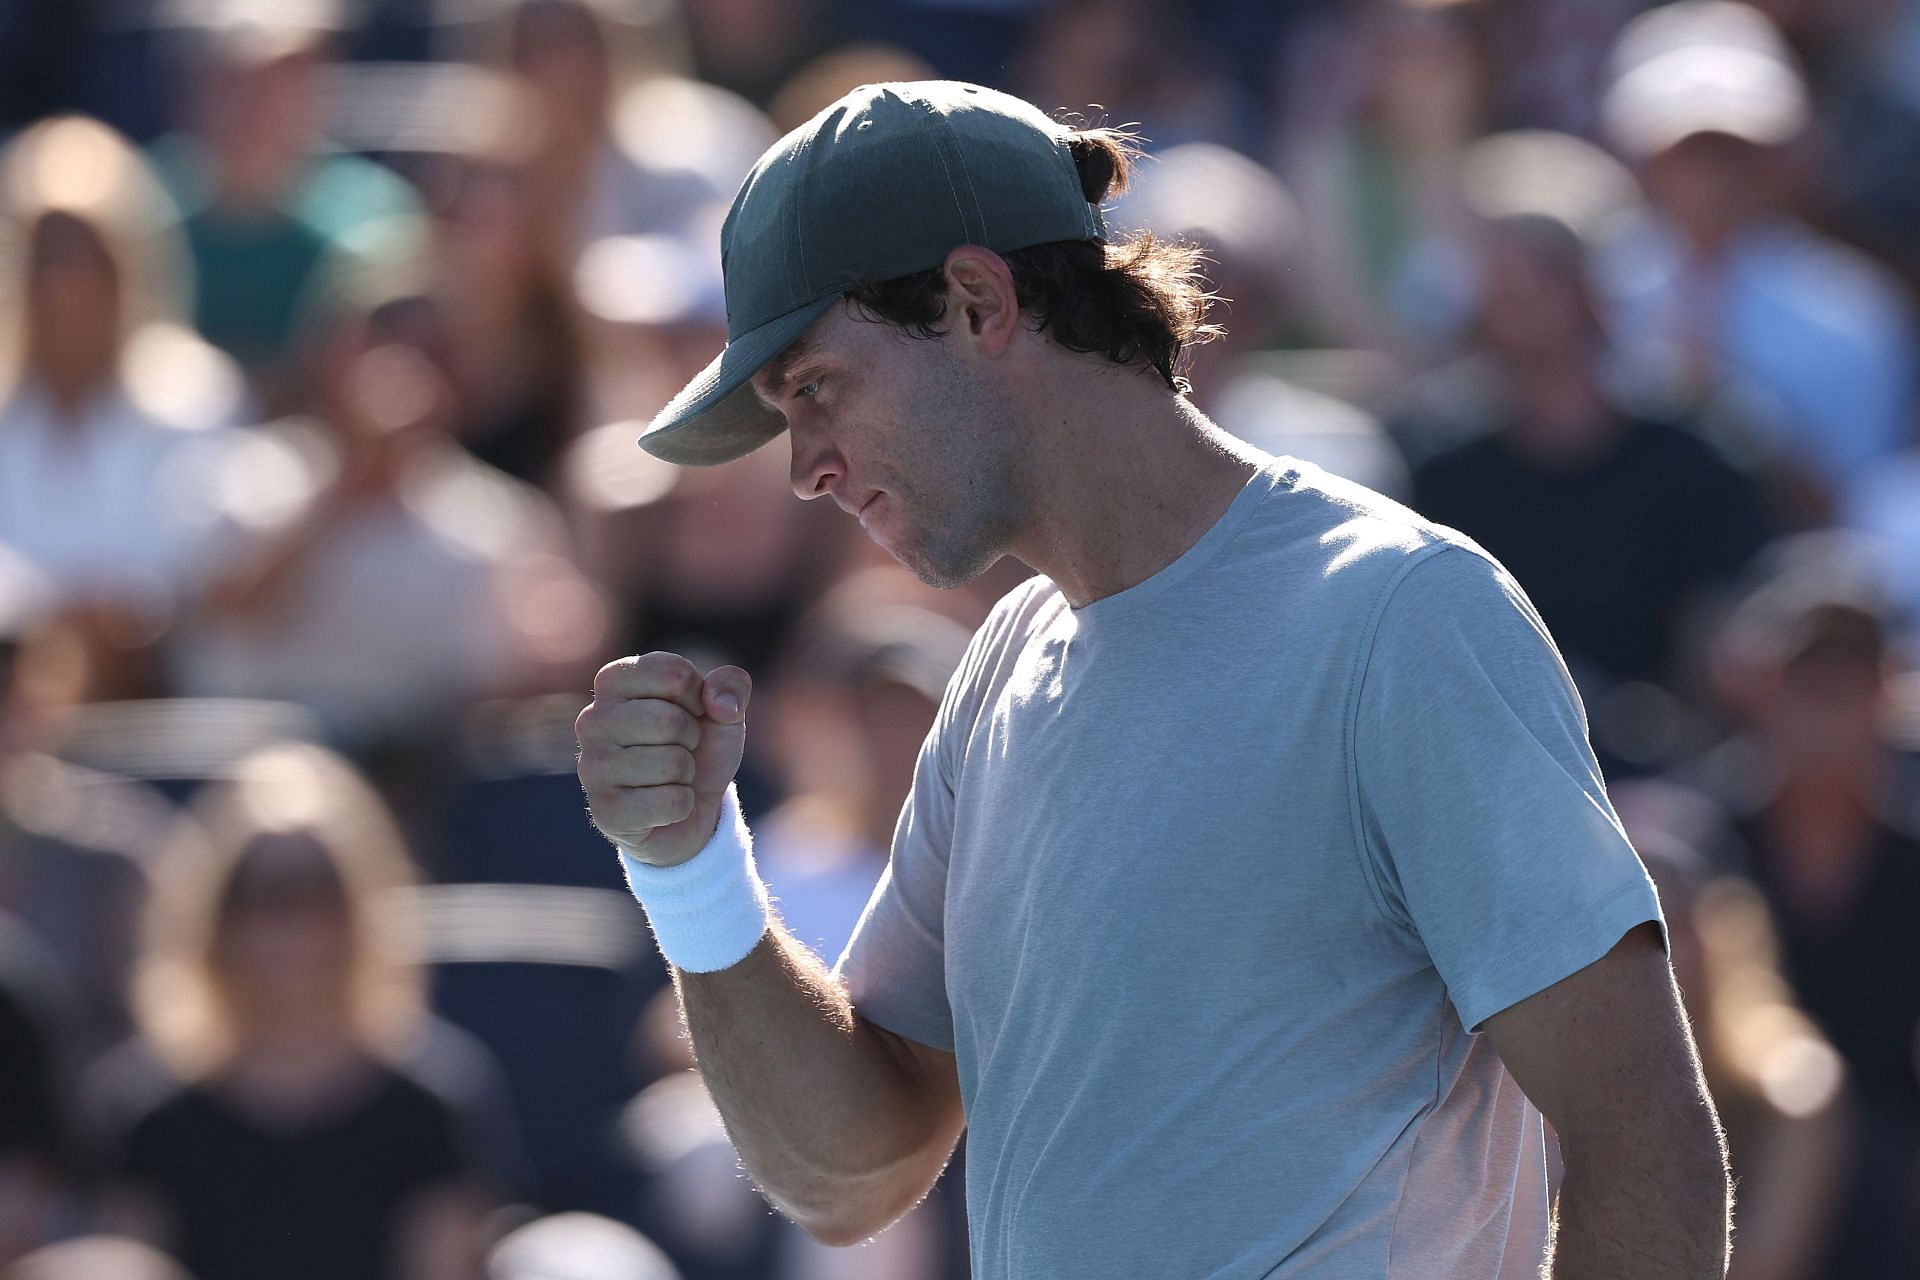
top-left (0, 0), bottom-right (1915, 1276)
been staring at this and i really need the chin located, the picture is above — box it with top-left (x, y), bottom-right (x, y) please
top-left (892, 539), bottom-right (999, 591)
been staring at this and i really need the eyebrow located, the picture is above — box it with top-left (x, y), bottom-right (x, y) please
top-left (753, 335), bottom-right (820, 407)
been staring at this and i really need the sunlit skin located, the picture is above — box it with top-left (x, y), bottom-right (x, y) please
top-left (750, 245), bottom-right (1265, 608)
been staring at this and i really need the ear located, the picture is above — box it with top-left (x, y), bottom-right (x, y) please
top-left (941, 246), bottom-right (1019, 358)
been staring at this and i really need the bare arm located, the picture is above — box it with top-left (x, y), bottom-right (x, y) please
top-left (1484, 923), bottom-right (1732, 1279)
top-left (578, 653), bottom-right (964, 1246)
top-left (677, 928), bottom-right (964, 1244)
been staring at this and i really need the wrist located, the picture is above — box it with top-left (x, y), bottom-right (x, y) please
top-left (617, 784), bottom-right (770, 973)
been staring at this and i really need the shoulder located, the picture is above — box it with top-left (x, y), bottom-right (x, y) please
top-left (1277, 459), bottom-right (1492, 592)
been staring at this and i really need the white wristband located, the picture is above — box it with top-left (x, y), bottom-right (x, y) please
top-left (616, 784), bottom-right (771, 973)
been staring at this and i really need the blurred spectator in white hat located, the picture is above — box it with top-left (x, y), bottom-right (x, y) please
top-left (148, 0), bottom-right (424, 410)
top-left (0, 114), bottom-right (245, 700)
top-left (1596, 0), bottom-right (1918, 521)
top-left (1115, 140), bottom-right (1409, 498)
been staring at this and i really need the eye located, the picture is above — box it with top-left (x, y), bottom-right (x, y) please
top-left (795, 377), bottom-right (824, 399)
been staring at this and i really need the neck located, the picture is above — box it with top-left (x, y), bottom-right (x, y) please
top-left (1009, 366), bottom-right (1264, 608)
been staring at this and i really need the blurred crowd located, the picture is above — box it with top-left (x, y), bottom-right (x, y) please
top-left (0, 0), bottom-right (1915, 1277)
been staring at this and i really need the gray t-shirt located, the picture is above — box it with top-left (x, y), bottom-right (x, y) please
top-left (835, 457), bottom-right (1663, 1279)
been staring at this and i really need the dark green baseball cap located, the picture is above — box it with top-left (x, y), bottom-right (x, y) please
top-left (636, 80), bottom-right (1104, 466)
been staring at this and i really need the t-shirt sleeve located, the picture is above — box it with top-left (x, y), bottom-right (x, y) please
top-left (832, 716), bottom-right (958, 1053)
top-left (1351, 545), bottom-right (1664, 1033)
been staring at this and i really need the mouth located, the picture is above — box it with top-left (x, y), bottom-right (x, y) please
top-left (853, 491), bottom-right (881, 523)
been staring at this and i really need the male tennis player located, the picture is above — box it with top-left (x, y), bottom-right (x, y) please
top-left (574, 81), bottom-right (1730, 1278)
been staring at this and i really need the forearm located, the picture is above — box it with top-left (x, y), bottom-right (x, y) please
top-left (1546, 1139), bottom-right (1731, 1280)
top-left (676, 925), bottom-right (958, 1242)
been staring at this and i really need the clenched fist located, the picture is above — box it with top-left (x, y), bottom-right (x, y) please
top-left (576, 652), bottom-right (752, 868)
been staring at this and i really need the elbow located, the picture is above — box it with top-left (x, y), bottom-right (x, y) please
top-left (782, 1190), bottom-right (900, 1249)
top-left (799, 1214), bottom-right (882, 1250)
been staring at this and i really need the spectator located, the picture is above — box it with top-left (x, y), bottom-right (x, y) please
top-left (0, 116), bottom-right (243, 630)
top-left (1744, 0), bottom-right (1920, 290)
top-left (1620, 806), bottom-right (1849, 1280)
top-left (1280, 0), bottom-right (1489, 360)
top-left (1401, 133), bottom-right (1772, 750)
top-left (473, 0), bottom-right (762, 255)
top-left (1011, 0), bottom-right (1263, 156)
top-left (150, 4), bottom-right (424, 408)
top-left (1115, 140), bottom-right (1409, 496)
top-left (95, 742), bottom-right (496, 1280)
top-left (417, 100), bottom-right (589, 493)
top-left (681, 0), bottom-right (838, 109)
top-left (756, 576), bottom-right (971, 964)
top-left (1697, 534), bottom-right (1920, 1276)
top-left (171, 273), bottom-right (608, 751)
top-left (1597, 0), bottom-right (1918, 516)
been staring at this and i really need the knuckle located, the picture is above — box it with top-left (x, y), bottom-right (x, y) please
top-left (636, 651), bottom-right (697, 692)
top-left (592, 657), bottom-right (634, 697)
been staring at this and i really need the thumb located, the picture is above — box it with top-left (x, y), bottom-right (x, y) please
top-left (690, 666), bottom-right (752, 796)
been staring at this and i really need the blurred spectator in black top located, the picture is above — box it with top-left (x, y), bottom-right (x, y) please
top-left (94, 742), bottom-right (500, 1280)
top-left (415, 89), bottom-right (589, 493)
top-left (1618, 801), bottom-right (1849, 1280)
top-left (1596, 0), bottom-right (1917, 520)
top-left (149, 3), bottom-right (424, 409)
top-left (1401, 133), bottom-right (1772, 766)
top-left (1694, 533), bottom-right (1920, 1277)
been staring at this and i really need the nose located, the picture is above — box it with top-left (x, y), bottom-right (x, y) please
top-left (787, 415), bottom-right (844, 502)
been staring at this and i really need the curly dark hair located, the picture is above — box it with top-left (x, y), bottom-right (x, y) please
top-left (841, 125), bottom-right (1222, 392)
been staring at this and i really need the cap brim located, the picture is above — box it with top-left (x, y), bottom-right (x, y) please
top-left (637, 293), bottom-right (843, 466)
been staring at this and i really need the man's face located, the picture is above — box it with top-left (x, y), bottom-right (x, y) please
top-left (754, 301), bottom-right (1030, 589)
